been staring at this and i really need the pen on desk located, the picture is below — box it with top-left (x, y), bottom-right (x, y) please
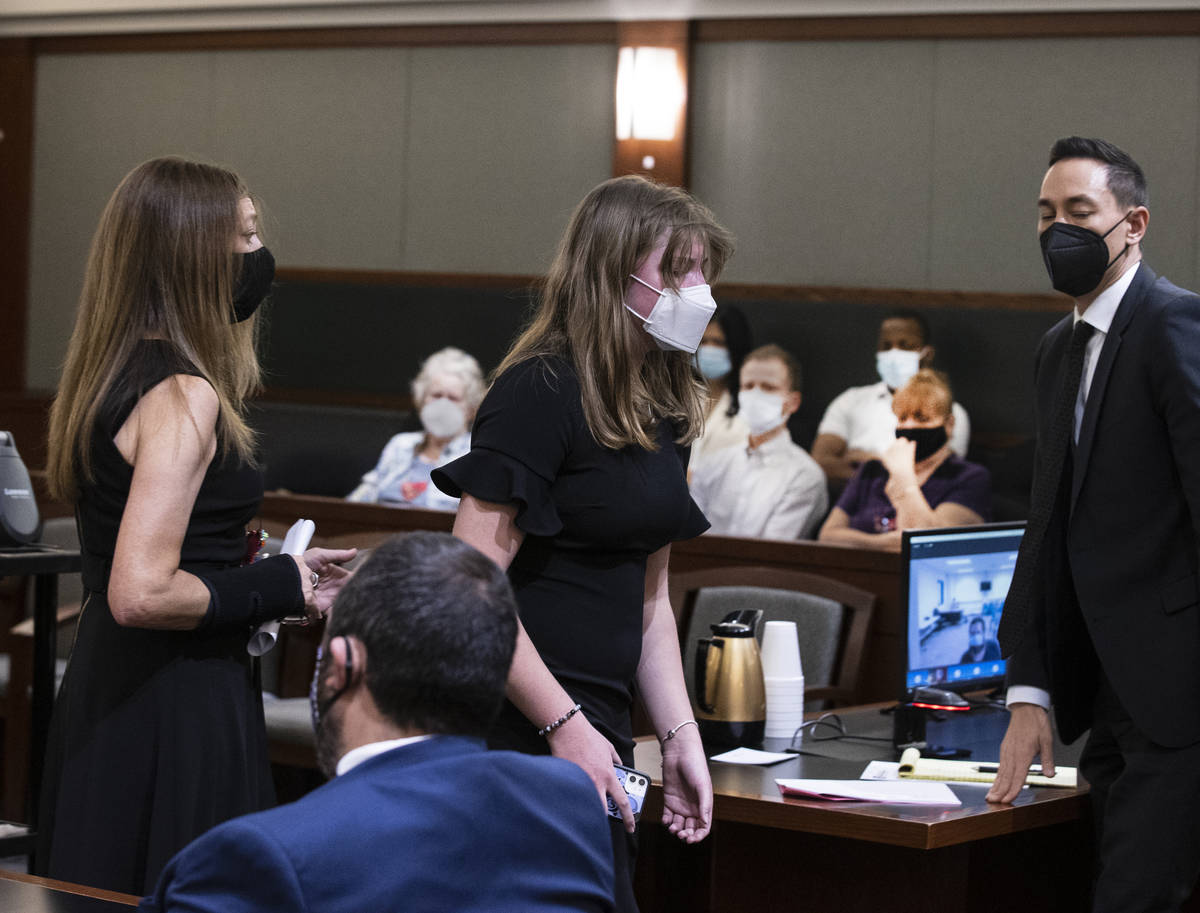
top-left (974, 763), bottom-right (1044, 774)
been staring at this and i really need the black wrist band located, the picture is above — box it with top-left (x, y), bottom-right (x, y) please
top-left (195, 554), bottom-right (304, 631)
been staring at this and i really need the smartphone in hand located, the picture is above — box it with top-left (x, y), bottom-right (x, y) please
top-left (606, 764), bottom-right (649, 822)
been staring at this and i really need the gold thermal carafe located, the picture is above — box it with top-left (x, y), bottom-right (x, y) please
top-left (694, 610), bottom-right (766, 749)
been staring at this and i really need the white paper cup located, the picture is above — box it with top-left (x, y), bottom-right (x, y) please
top-left (765, 725), bottom-right (804, 739)
top-left (761, 621), bottom-right (803, 679)
top-left (766, 667), bottom-right (806, 732)
top-left (765, 680), bottom-right (806, 694)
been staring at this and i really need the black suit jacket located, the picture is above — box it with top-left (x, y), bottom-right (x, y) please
top-left (1008, 264), bottom-right (1200, 747)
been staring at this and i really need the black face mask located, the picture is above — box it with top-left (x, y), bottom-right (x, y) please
top-left (1039, 214), bottom-right (1129, 298)
top-left (309, 637), bottom-right (353, 735)
top-left (896, 425), bottom-right (948, 462)
top-left (232, 246), bottom-right (275, 322)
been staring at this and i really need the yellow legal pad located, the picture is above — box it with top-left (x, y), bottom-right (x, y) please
top-left (897, 748), bottom-right (1078, 788)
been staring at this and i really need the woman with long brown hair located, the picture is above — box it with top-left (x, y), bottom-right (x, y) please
top-left (37, 157), bottom-right (354, 894)
top-left (434, 174), bottom-right (734, 911)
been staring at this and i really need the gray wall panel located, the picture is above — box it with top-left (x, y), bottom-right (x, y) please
top-left (211, 48), bottom-right (411, 270)
top-left (402, 44), bottom-right (614, 274)
top-left (26, 43), bottom-right (612, 389)
top-left (28, 51), bottom-right (216, 389)
top-left (928, 36), bottom-right (1200, 292)
top-left (26, 35), bottom-right (1200, 397)
top-left (690, 40), bottom-right (937, 288)
top-left (688, 36), bottom-right (1200, 294)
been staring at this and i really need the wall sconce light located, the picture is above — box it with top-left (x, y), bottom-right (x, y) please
top-left (615, 46), bottom-right (685, 142)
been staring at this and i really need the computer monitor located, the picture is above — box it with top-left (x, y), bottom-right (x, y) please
top-left (901, 522), bottom-right (1025, 694)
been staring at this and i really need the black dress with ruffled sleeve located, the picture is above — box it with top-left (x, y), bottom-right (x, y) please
top-left (433, 355), bottom-right (708, 763)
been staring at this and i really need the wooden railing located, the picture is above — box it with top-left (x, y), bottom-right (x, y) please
top-left (253, 493), bottom-right (904, 702)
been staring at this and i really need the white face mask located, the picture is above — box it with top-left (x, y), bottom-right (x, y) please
top-left (876, 348), bottom-right (921, 390)
top-left (625, 275), bottom-right (717, 354)
top-left (420, 397), bottom-right (466, 438)
top-left (738, 389), bottom-right (786, 436)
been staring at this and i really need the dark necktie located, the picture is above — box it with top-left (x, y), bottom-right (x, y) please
top-left (998, 320), bottom-right (1095, 657)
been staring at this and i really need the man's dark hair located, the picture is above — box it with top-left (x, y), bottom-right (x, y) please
top-left (744, 343), bottom-right (802, 393)
top-left (881, 309), bottom-right (931, 346)
top-left (1049, 136), bottom-right (1148, 209)
top-left (326, 532), bottom-right (518, 739)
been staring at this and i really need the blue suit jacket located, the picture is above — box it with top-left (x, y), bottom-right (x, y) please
top-left (1008, 265), bottom-right (1200, 746)
top-left (139, 736), bottom-right (615, 913)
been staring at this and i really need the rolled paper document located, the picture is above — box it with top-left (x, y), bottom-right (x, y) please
top-left (247, 518), bottom-right (314, 657)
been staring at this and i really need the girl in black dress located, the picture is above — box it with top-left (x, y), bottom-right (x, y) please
top-left (39, 157), bottom-right (355, 894)
top-left (435, 175), bottom-right (734, 911)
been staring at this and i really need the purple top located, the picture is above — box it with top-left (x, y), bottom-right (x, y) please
top-left (835, 455), bottom-right (992, 533)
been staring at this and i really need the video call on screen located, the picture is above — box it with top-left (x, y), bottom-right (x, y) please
top-left (906, 528), bottom-right (1024, 689)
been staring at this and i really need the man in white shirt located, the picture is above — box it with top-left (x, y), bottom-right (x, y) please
top-left (692, 344), bottom-right (828, 540)
top-left (812, 311), bottom-right (971, 481)
top-left (142, 532), bottom-right (614, 913)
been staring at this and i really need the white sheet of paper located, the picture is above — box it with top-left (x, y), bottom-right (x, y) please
top-left (860, 760), bottom-right (901, 781)
top-left (776, 778), bottom-right (962, 806)
top-left (710, 747), bottom-right (795, 765)
top-left (247, 518), bottom-right (315, 657)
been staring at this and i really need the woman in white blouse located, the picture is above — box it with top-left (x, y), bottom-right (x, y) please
top-left (347, 347), bottom-right (484, 510)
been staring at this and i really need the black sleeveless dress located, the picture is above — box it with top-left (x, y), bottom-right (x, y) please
top-left (37, 340), bottom-right (280, 896)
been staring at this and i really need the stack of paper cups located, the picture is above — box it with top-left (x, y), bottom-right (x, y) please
top-left (761, 620), bottom-right (805, 740)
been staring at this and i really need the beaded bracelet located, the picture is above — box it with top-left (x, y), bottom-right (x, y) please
top-left (664, 719), bottom-right (698, 741)
top-left (537, 703), bottom-right (582, 738)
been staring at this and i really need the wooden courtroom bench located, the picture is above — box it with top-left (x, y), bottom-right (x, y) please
top-left (254, 493), bottom-right (904, 704)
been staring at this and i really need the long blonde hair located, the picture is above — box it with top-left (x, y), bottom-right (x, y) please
top-left (47, 157), bottom-right (262, 501)
top-left (497, 175), bottom-right (735, 450)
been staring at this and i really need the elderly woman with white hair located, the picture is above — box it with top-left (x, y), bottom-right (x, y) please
top-left (348, 347), bottom-right (484, 510)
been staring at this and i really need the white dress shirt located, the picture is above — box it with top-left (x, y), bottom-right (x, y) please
top-left (690, 388), bottom-right (751, 475)
top-left (817, 381), bottom-right (971, 458)
top-left (336, 734), bottom-right (434, 777)
top-left (1006, 262), bottom-right (1141, 711)
top-left (690, 428), bottom-right (829, 540)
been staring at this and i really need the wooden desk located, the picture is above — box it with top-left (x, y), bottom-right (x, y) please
top-left (0, 871), bottom-right (137, 910)
top-left (632, 704), bottom-right (1093, 913)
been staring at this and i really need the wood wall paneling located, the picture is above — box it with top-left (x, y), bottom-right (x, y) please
top-left (278, 267), bottom-right (1070, 313)
top-left (0, 38), bottom-right (34, 393)
top-left (695, 11), bottom-right (1200, 42)
top-left (26, 11), bottom-right (1200, 52)
top-left (32, 22), bottom-right (619, 54)
top-left (612, 20), bottom-right (690, 188)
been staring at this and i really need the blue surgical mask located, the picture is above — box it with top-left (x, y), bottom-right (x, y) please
top-left (696, 344), bottom-right (732, 380)
top-left (876, 349), bottom-right (921, 390)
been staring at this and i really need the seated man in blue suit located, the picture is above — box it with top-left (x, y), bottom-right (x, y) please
top-left (141, 531), bottom-right (615, 913)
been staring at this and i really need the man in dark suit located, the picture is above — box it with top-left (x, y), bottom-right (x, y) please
top-left (990, 137), bottom-right (1200, 912)
top-left (140, 532), bottom-right (614, 913)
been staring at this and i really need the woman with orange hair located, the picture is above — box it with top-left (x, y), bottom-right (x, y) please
top-left (819, 369), bottom-right (991, 551)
